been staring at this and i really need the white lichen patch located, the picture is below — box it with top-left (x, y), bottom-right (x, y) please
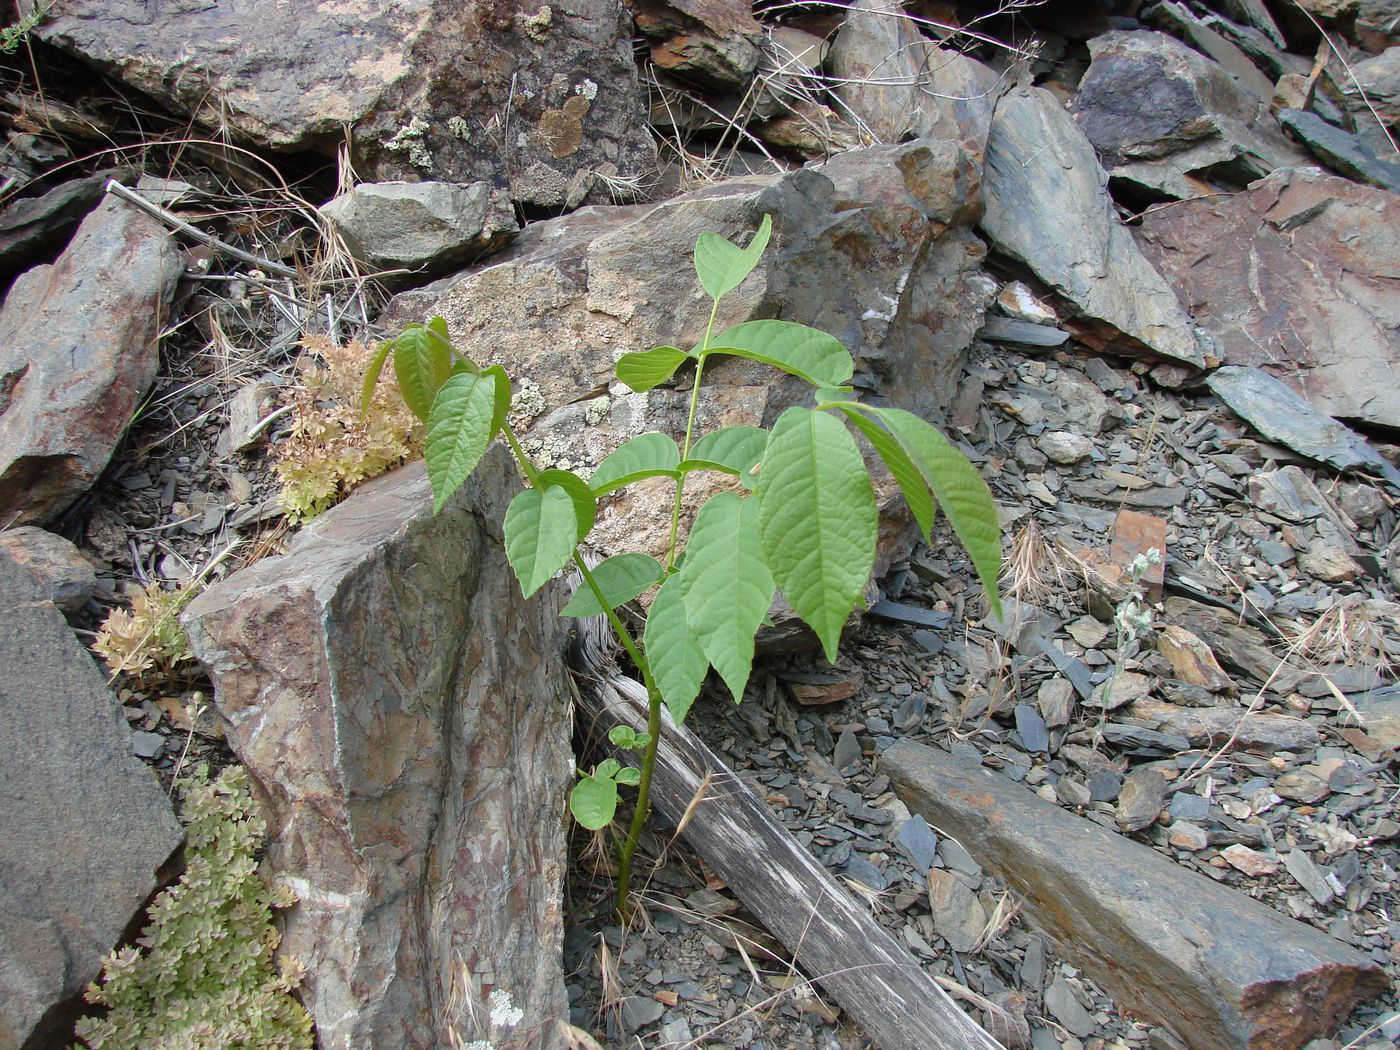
top-left (385, 115), bottom-right (433, 171)
top-left (508, 377), bottom-right (547, 427)
top-left (574, 78), bottom-right (598, 101)
top-left (445, 116), bottom-right (470, 141)
top-left (583, 396), bottom-right (610, 426)
top-left (522, 4), bottom-right (553, 42)
top-left (861, 292), bottom-right (900, 324)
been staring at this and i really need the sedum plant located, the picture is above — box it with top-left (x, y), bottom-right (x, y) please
top-left (72, 766), bottom-right (313, 1050)
top-left (366, 216), bottom-right (1002, 911)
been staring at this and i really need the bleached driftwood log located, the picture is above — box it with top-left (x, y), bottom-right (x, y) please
top-left (571, 618), bottom-right (1004, 1050)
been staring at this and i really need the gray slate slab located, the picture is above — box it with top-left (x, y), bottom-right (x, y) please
top-left (883, 740), bottom-right (1387, 1050)
top-left (0, 551), bottom-right (182, 1049)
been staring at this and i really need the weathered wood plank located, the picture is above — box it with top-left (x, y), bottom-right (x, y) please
top-left (571, 624), bottom-right (1003, 1050)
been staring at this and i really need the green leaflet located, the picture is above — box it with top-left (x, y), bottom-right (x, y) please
top-left (851, 404), bottom-right (1002, 618)
top-left (570, 770), bottom-right (618, 830)
top-left (693, 214), bottom-right (772, 301)
top-left (425, 371), bottom-right (498, 513)
top-left (644, 573), bottom-right (709, 723)
top-left (698, 320), bottom-right (853, 388)
top-left (679, 492), bottom-right (774, 703)
top-left (590, 433), bottom-right (681, 494)
top-left (537, 469), bottom-right (596, 542)
top-left (562, 553), bottom-right (663, 618)
top-left (832, 405), bottom-right (935, 543)
top-left (393, 324), bottom-right (456, 423)
top-left (503, 486), bottom-right (578, 599)
top-left (689, 426), bottom-right (767, 486)
top-left (359, 339), bottom-right (393, 416)
top-left (616, 347), bottom-right (689, 392)
top-left (481, 363), bottom-right (512, 436)
top-left (755, 407), bottom-right (877, 662)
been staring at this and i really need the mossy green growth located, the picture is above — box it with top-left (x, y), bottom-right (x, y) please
top-left (72, 766), bottom-right (313, 1050)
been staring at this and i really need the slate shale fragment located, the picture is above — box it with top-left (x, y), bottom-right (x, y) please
top-left (883, 740), bottom-right (1388, 1050)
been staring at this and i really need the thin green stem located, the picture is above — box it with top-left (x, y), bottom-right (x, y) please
top-left (665, 297), bottom-right (721, 570)
top-left (573, 553), bottom-right (663, 918)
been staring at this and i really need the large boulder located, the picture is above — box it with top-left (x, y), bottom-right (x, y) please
top-left (0, 550), bottom-right (183, 1050)
top-left (1137, 166), bottom-right (1400, 430)
top-left (980, 87), bottom-right (1205, 368)
top-left (829, 0), bottom-right (1006, 198)
top-left (0, 195), bottom-right (182, 526)
top-left (1070, 30), bottom-right (1308, 200)
top-left (27, 0), bottom-right (655, 209)
top-left (182, 450), bottom-right (574, 1050)
top-left (382, 143), bottom-right (995, 593)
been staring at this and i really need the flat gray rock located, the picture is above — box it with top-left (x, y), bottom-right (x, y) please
top-left (1277, 108), bottom-right (1400, 192)
top-left (980, 86), bottom-right (1203, 368)
top-left (1208, 367), bottom-right (1400, 490)
top-left (883, 740), bottom-right (1387, 1050)
top-left (0, 551), bottom-right (182, 1049)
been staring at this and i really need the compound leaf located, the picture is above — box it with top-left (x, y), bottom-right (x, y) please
top-left (755, 407), bottom-right (877, 662)
top-left (570, 774), bottom-right (618, 830)
top-left (693, 213), bottom-right (772, 301)
top-left (590, 433), bottom-right (681, 494)
top-left (425, 371), bottom-right (498, 513)
top-left (562, 553), bottom-right (663, 618)
top-left (537, 468), bottom-right (597, 541)
top-left (833, 405), bottom-right (935, 543)
top-left (699, 320), bottom-right (853, 388)
top-left (680, 492), bottom-right (774, 703)
top-left (689, 426), bottom-right (767, 485)
top-left (858, 405), bottom-right (1002, 618)
top-left (360, 339), bottom-right (394, 416)
top-left (644, 573), bottom-right (709, 723)
top-left (616, 346), bottom-right (688, 392)
top-left (503, 486), bottom-right (577, 599)
top-left (393, 324), bottom-right (456, 423)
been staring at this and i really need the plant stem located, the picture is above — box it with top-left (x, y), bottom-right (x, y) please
top-left (664, 298), bottom-right (720, 570)
top-left (572, 553), bottom-right (663, 917)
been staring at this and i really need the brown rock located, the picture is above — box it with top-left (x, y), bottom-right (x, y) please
top-left (0, 197), bottom-right (181, 525)
top-left (632, 0), bottom-right (764, 91)
top-left (1157, 626), bottom-right (1233, 692)
top-left (1161, 598), bottom-right (1303, 691)
top-left (830, 0), bottom-right (1005, 196)
top-left (883, 740), bottom-right (1389, 1050)
top-left (183, 453), bottom-right (573, 1050)
top-left (1220, 844), bottom-right (1280, 877)
top-left (1139, 167), bottom-right (1400, 430)
top-left (0, 526), bottom-right (97, 613)
top-left (36, 0), bottom-right (654, 208)
top-left (927, 868), bottom-right (987, 953)
top-left (1128, 699), bottom-right (1321, 754)
top-left (1116, 767), bottom-right (1168, 832)
top-left (1168, 821), bottom-right (1210, 851)
top-left (1274, 769), bottom-right (1332, 804)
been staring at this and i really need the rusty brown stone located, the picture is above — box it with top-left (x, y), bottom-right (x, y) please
top-left (884, 740), bottom-right (1388, 1050)
top-left (1138, 167), bottom-right (1400, 430)
top-left (1128, 699), bottom-right (1321, 754)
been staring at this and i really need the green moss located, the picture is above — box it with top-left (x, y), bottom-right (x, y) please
top-left (73, 767), bottom-right (314, 1050)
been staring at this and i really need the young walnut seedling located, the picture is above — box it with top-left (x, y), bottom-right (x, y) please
top-left (366, 216), bottom-right (1003, 913)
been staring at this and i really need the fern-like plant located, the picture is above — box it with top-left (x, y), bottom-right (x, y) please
top-left (367, 216), bottom-right (1003, 912)
top-left (72, 766), bottom-right (313, 1050)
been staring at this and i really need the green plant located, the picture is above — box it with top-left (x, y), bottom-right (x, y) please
top-left (366, 216), bottom-right (1002, 912)
top-left (93, 580), bottom-right (199, 682)
top-left (72, 765), bottom-right (313, 1050)
top-left (1, 0), bottom-right (50, 53)
top-left (276, 335), bottom-right (422, 523)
